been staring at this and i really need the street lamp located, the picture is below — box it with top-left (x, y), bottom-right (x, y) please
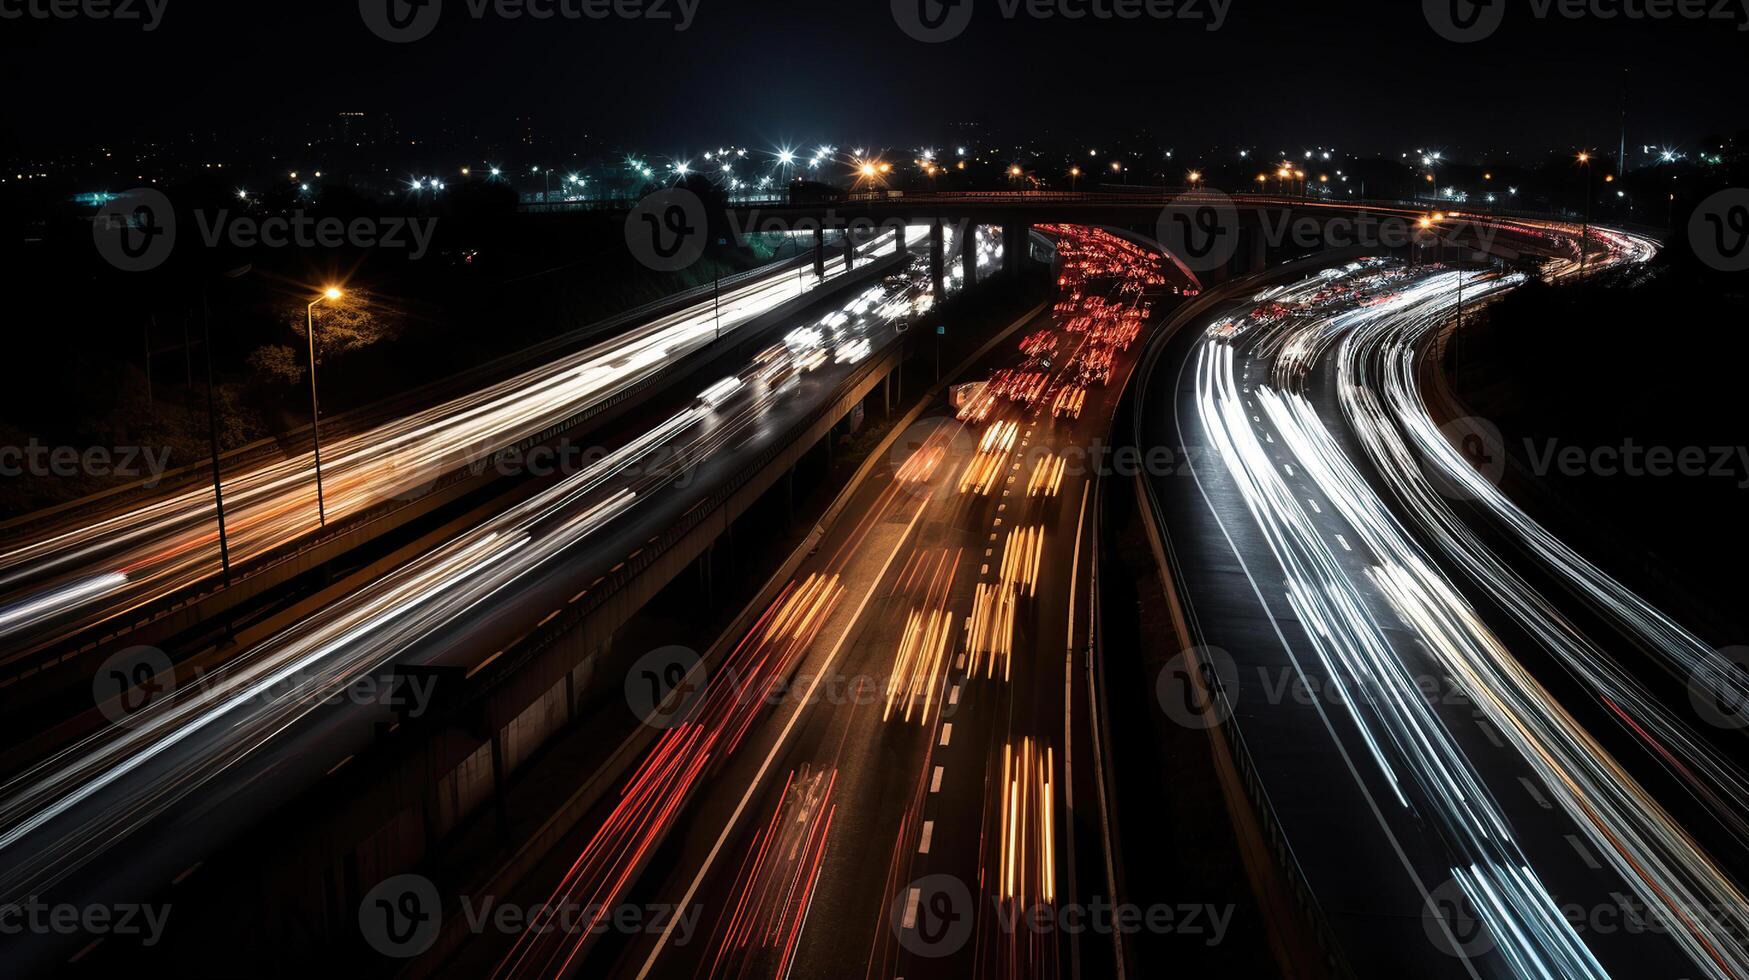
top-left (306, 287), bottom-right (343, 527)
top-left (1577, 151), bottom-right (1593, 276)
top-left (1070, 166), bottom-right (1081, 192)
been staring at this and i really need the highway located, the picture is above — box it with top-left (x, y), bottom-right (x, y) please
top-left (0, 235), bottom-right (897, 662)
top-left (0, 223), bottom-right (997, 974)
top-left (1138, 227), bottom-right (1749, 978)
top-left (436, 226), bottom-right (1186, 980)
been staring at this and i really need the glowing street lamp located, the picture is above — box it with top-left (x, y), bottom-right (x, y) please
top-left (305, 287), bottom-right (345, 527)
top-left (1577, 150), bottom-right (1594, 275)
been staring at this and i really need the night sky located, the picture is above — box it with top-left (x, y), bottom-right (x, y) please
top-left (4, 0), bottom-right (1745, 155)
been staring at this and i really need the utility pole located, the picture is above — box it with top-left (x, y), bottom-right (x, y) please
top-left (1579, 154), bottom-right (1593, 278)
top-left (1619, 68), bottom-right (1629, 184)
top-left (203, 284), bottom-right (231, 580)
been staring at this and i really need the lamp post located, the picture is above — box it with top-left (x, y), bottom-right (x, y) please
top-left (306, 287), bottom-right (342, 527)
top-left (1577, 151), bottom-right (1593, 277)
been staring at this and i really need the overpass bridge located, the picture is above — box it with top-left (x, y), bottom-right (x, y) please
top-left (709, 190), bottom-right (1600, 288)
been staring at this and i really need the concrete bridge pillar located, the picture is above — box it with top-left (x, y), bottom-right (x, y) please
top-left (845, 226), bottom-right (857, 271)
top-left (930, 220), bottom-right (947, 300)
top-left (1003, 222), bottom-right (1028, 277)
top-left (962, 223), bottom-right (978, 286)
top-left (813, 225), bottom-right (825, 280)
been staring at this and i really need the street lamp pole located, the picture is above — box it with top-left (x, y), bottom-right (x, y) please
top-left (1578, 152), bottom-right (1593, 277)
top-left (306, 288), bottom-right (342, 527)
top-left (203, 283), bottom-right (231, 579)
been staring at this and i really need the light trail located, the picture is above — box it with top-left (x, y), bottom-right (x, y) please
top-left (0, 229), bottom-right (931, 657)
top-left (0, 227), bottom-right (951, 939)
top-left (1181, 232), bottom-right (1749, 978)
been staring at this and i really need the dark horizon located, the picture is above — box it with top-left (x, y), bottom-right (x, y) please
top-left (5, 0), bottom-right (1746, 158)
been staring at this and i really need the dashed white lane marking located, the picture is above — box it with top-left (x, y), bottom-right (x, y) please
top-left (931, 766), bottom-right (944, 793)
top-left (1517, 777), bottom-right (1553, 809)
top-left (1306, 498), bottom-right (1322, 514)
top-left (1475, 718), bottom-right (1506, 748)
top-left (919, 821), bottom-right (935, 854)
top-left (902, 887), bottom-right (921, 929)
top-left (1567, 835), bottom-right (1603, 869)
top-left (1284, 464), bottom-right (1296, 477)
top-left (1334, 534), bottom-right (1352, 552)
top-left (949, 684), bottom-right (961, 707)
top-left (955, 654), bottom-right (966, 671)
top-left (939, 723), bottom-right (953, 747)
